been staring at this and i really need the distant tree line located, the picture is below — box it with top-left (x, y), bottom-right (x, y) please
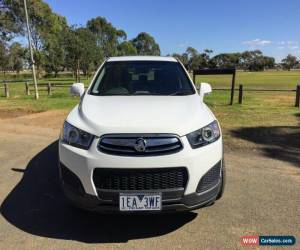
top-left (171, 48), bottom-right (299, 71)
top-left (0, 0), bottom-right (299, 80)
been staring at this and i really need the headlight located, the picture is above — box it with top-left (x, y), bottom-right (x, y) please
top-left (61, 121), bottom-right (94, 149)
top-left (186, 120), bottom-right (220, 148)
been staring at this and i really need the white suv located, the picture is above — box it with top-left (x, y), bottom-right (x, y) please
top-left (59, 56), bottom-right (225, 212)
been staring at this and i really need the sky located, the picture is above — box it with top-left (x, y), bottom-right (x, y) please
top-left (44, 0), bottom-right (300, 61)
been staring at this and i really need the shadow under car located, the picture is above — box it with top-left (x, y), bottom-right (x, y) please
top-left (0, 140), bottom-right (197, 243)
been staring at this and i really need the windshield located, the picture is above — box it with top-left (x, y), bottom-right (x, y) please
top-left (90, 61), bottom-right (195, 96)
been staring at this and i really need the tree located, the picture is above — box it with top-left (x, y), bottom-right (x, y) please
top-left (0, 41), bottom-right (9, 76)
top-left (202, 49), bottom-right (213, 67)
top-left (2, 0), bottom-right (49, 76)
top-left (172, 52), bottom-right (189, 68)
top-left (185, 47), bottom-right (207, 70)
top-left (43, 15), bottom-right (69, 76)
top-left (186, 47), bottom-right (198, 58)
top-left (0, 0), bottom-right (23, 42)
top-left (172, 47), bottom-right (214, 70)
top-left (87, 16), bottom-right (127, 57)
top-left (210, 53), bottom-right (241, 68)
top-left (210, 51), bottom-right (275, 71)
top-left (2, 0), bottom-right (69, 77)
top-left (240, 50), bottom-right (266, 71)
top-left (43, 36), bottom-right (66, 76)
top-left (281, 54), bottom-right (298, 70)
top-left (117, 41), bottom-right (137, 56)
top-left (8, 42), bottom-right (25, 73)
top-left (131, 32), bottom-right (160, 55)
top-left (173, 47), bottom-right (275, 71)
top-left (64, 26), bottom-right (100, 81)
top-left (263, 56), bottom-right (275, 69)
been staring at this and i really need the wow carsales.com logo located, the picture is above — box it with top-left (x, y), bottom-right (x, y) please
top-left (241, 236), bottom-right (296, 246)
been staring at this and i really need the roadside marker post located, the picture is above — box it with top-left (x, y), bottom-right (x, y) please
top-left (47, 82), bottom-right (52, 95)
top-left (25, 82), bottom-right (30, 95)
top-left (4, 83), bottom-right (9, 98)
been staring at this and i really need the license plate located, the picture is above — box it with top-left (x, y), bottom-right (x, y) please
top-left (119, 193), bottom-right (162, 211)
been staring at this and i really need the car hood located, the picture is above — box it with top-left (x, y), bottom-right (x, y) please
top-left (67, 94), bottom-right (215, 137)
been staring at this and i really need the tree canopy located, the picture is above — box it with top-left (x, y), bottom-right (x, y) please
top-left (131, 32), bottom-right (161, 56)
top-left (281, 54), bottom-right (299, 70)
top-left (87, 17), bottom-right (127, 58)
top-left (172, 48), bottom-right (277, 71)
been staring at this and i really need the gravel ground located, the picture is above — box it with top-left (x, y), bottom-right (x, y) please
top-left (0, 111), bottom-right (299, 250)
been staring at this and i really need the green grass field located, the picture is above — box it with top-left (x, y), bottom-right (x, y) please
top-left (0, 71), bottom-right (299, 133)
top-left (195, 70), bottom-right (300, 89)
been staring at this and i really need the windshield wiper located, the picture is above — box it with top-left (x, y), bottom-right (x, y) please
top-left (169, 91), bottom-right (193, 96)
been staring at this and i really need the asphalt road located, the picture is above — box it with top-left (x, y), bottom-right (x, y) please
top-left (0, 111), bottom-right (299, 250)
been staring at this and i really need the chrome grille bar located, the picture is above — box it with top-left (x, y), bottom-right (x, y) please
top-left (98, 134), bottom-right (183, 156)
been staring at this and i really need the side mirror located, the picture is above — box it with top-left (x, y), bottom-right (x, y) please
top-left (199, 82), bottom-right (212, 101)
top-left (70, 83), bottom-right (85, 97)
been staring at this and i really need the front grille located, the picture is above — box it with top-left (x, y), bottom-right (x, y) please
top-left (93, 167), bottom-right (188, 191)
top-left (98, 134), bottom-right (183, 156)
top-left (197, 161), bottom-right (221, 193)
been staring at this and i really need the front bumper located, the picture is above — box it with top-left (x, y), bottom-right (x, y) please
top-left (60, 162), bottom-right (222, 212)
top-left (59, 136), bottom-right (223, 212)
